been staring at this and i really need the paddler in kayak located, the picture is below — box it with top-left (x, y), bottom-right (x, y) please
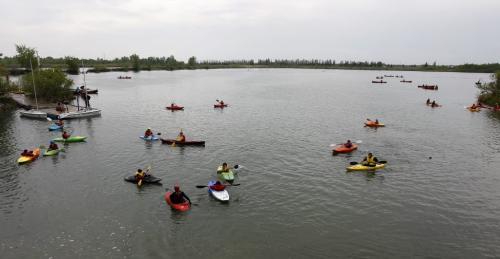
top-left (144, 128), bottom-right (154, 138)
top-left (20, 149), bottom-right (34, 157)
top-left (344, 140), bottom-right (353, 148)
top-left (426, 98), bottom-right (431, 105)
top-left (62, 131), bottom-right (71, 140)
top-left (176, 131), bottom-right (186, 143)
top-left (170, 185), bottom-right (192, 205)
top-left (210, 181), bottom-right (226, 191)
top-left (135, 169), bottom-right (146, 181)
top-left (219, 162), bottom-right (230, 172)
top-left (361, 152), bottom-right (379, 166)
top-left (219, 100), bottom-right (225, 106)
top-left (47, 141), bottom-right (59, 151)
top-left (55, 119), bottom-right (64, 127)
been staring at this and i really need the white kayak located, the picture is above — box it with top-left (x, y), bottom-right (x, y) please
top-left (208, 180), bottom-right (229, 202)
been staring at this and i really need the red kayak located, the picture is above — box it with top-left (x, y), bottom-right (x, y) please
top-left (166, 105), bottom-right (184, 111)
top-left (214, 104), bottom-right (228, 108)
top-left (164, 191), bottom-right (191, 211)
top-left (332, 144), bottom-right (358, 155)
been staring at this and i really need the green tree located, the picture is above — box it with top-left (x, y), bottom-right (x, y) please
top-left (477, 71), bottom-right (500, 106)
top-left (22, 69), bottom-right (74, 101)
top-left (130, 54), bottom-right (140, 72)
top-left (65, 56), bottom-right (80, 75)
top-left (166, 55), bottom-right (178, 70)
top-left (15, 44), bottom-right (39, 70)
top-left (188, 56), bottom-right (197, 68)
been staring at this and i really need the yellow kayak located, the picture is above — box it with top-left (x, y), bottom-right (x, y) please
top-left (346, 163), bottom-right (385, 171)
top-left (467, 107), bottom-right (480, 112)
top-left (17, 148), bottom-right (41, 164)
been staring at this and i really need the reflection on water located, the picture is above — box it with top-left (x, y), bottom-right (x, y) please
top-left (1, 69), bottom-right (500, 258)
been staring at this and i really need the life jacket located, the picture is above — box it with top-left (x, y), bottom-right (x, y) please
top-left (144, 130), bottom-right (152, 136)
top-left (210, 184), bottom-right (225, 191)
top-left (365, 156), bottom-right (376, 164)
top-left (135, 171), bottom-right (145, 180)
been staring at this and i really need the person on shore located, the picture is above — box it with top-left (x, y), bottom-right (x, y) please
top-left (361, 152), bottom-right (378, 166)
top-left (170, 185), bottom-right (191, 204)
top-left (144, 128), bottom-right (153, 138)
top-left (62, 131), bottom-right (71, 140)
top-left (176, 131), bottom-right (186, 143)
top-left (56, 102), bottom-right (65, 112)
top-left (344, 140), bottom-right (353, 148)
top-left (48, 141), bottom-right (59, 151)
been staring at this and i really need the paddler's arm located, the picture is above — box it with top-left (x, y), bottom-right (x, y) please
top-left (183, 192), bottom-right (192, 204)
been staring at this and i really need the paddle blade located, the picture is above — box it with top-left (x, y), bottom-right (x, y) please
top-left (138, 179), bottom-right (143, 187)
top-left (196, 185), bottom-right (208, 188)
top-left (46, 117), bottom-right (52, 122)
top-left (233, 165), bottom-right (239, 169)
top-left (355, 140), bottom-right (363, 144)
top-left (378, 161), bottom-right (387, 164)
top-left (349, 161), bottom-right (358, 165)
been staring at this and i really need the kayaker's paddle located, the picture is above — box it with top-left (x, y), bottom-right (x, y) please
top-left (196, 183), bottom-right (241, 188)
top-left (46, 117), bottom-right (52, 122)
top-left (138, 165), bottom-right (151, 187)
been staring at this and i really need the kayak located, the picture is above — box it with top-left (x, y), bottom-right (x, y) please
top-left (208, 180), bottom-right (230, 202)
top-left (164, 191), bottom-right (191, 211)
top-left (346, 163), bottom-right (385, 171)
top-left (139, 135), bottom-right (159, 141)
top-left (160, 139), bottom-right (205, 146)
top-left (371, 80), bottom-right (387, 83)
top-left (333, 144), bottom-right (358, 155)
top-left (214, 104), bottom-right (228, 108)
top-left (467, 107), bottom-right (480, 112)
top-left (166, 106), bottom-right (184, 111)
top-left (52, 136), bottom-right (87, 143)
top-left (43, 149), bottom-right (60, 156)
top-left (48, 124), bottom-right (63, 131)
top-left (217, 166), bottom-right (235, 183)
top-left (17, 148), bottom-right (40, 164)
top-left (365, 121), bottom-right (385, 127)
top-left (124, 175), bottom-right (162, 184)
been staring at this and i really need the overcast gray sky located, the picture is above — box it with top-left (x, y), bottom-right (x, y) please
top-left (1, 0), bottom-right (499, 64)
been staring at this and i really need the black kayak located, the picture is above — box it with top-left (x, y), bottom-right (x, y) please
top-left (124, 175), bottom-right (162, 184)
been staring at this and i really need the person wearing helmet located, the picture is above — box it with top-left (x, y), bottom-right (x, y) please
top-left (48, 141), bottom-right (59, 151)
top-left (361, 152), bottom-right (378, 166)
top-left (170, 185), bottom-right (191, 204)
top-left (144, 128), bottom-right (153, 138)
top-left (344, 140), bottom-right (353, 148)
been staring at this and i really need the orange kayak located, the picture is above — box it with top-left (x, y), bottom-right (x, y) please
top-left (17, 148), bottom-right (40, 164)
top-left (333, 144), bottom-right (358, 155)
top-left (365, 121), bottom-right (385, 127)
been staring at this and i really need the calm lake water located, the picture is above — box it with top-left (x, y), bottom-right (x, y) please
top-left (1, 69), bottom-right (500, 258)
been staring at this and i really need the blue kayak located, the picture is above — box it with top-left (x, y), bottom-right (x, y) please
top-left (139, 135), bottom-right (159, 141)
top-left (48, 124), bottom-right (63, 131)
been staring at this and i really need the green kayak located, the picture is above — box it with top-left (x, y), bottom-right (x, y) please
top-left (43, 149), bottom-right (60, 156)
top-left (217, 166), bottom-right (235, 183)
top-left (52, 136), bottom-right (87, 143)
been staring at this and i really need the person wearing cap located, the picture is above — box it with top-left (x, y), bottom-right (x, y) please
top-left (170, 185), bottom-right (191, 204)
top-left (48, 141), bottom-right (59, 151)
top-left (144, 128), bottom-right (153, 138)
top-left (344, 140), bottom-right (353, 148)
top-left (361, 152), bottom-right (378, 166)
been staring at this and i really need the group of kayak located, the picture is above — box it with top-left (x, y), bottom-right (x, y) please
top-left (18, 119), bottom-right (87, 164)
top-left (125, 162), bottom-right (239, 211)
top-left (166, 100), bottom-right (229, 111)
top-left (141, 128), bottom-right (206, 146)
top-left (466, 102), bottom-right (500, 112)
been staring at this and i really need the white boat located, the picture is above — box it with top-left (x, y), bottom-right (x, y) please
top-left (58, 108), bottom-right (101, 119)
top-left (19, 110), bottom-right (47, 119)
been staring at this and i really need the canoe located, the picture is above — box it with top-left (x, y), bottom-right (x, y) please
top-left (333, 144), bottom-right (358, 155)
top-left (43, 149), bottom-right (60, 156)
top-left (166, 106), bottom-right (184, 111)
top-left (48, 124), bottom-right (63, 131)
top-left (217, 166), bottom-right (235, 183)
top-left (17, 148), bottom-right (40, 164)
top-left (347, 163), bottom-right (385, 171)
top-left (208, 180), bottom-right (230, 202)
top-left (214, 104), bottom-right (228, 108)
top-left (160, 139), bottom-right (205, 146)
top-left (139, 135), bottom-right (159, 141)
top-left (467, 107), bottom-right (480, 112)
top-left (52, 136), bottom-right (87, 143)
top-left (365, 121), bottom-right (385, 127)
top-left (164, 191), bottom-right (191, 211)
top-left (372, 80), bottom-right (387, 83)
top-left (124, 175), bottom-right (162, 184)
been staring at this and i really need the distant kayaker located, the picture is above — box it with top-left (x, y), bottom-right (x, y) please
top-left (21, 149), bottom-right (34, 157)
top-left (426, 98), bottom-right (431, 105)
top-left (171, 103), bottom-right (176, 108)
top-left (176, 131), bottom-right (186, 143)
top-left (219, 162), bottom-right (230, 172)
top-left (135, 169), bottom-right (146, 181)
top-left (144, 128), bottom-right (154, 137)
top-left (48, 141), bottom-right (59, 151)
top-left (361, 152), bottom-right (378, 166)
top-left (62, 131), bottom-right (71, 140)
top-left (375, 119), bottom-right (379, 124)
top-left (219, 100), bottom-right (225, 106)
top-left (344, 140), bottom-right (353, 148)
top-left (470, 103), bottom-right (478, 109)
top-left (431, 100), bottom-right (436, 107)
top-left (170, 185), bottom-right (191, 204)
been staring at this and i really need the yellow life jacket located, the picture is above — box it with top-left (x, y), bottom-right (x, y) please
top-left (366, 156), bottom-right (376, 164)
